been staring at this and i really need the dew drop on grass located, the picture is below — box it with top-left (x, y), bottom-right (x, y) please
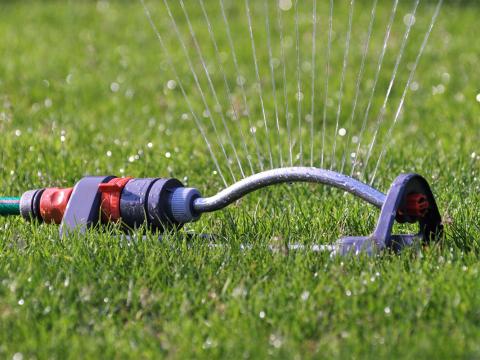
top-left (279, 0), bottom-right (292, 11)
top-left (44, 98), bottom-right (52, 108)
top-left (18, 299), bottom-right (24, 306)
top-left (15, 129), bottom-right (21, 137)
top-left (165, 152), bottom-right (171, 159)
top-left (384, 306), bottom-right (391, 315)
top-left (147, 142), bottom-right (153, 149)
top-left (345, 290), bottom-right (352, 297)
top-left (106, 150), bottom-right (112, 157)
top-left (301, 291), bottom-right (310, 301)
top-left (13, 353), bottom-right (23, 360)
top-left (338, 128), bottom-right (347, 137)
top-left (259, 311), bottom-right (266, 319)
top-left (476, 93), bottom-right (480, 102)
top-left (110, 82), bottom-right (120, 92)
top-left (166, 80), bottom-right (177, 90)
top-left (410, 82), bottom-right (419, 91)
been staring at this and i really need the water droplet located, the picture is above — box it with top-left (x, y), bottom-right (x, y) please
top-left (165, 152), bottom-right (171, 159)
top-left (338, 128), bottom-right (347, 137)
top-left (259, 310), bottom-right (266, 319)
top-left (384, 306), bottom-right (391, 314)
top-left (432, 84), bottom-right (445, 95)
top-left (125, 89), bottom-right (134, 99)
top-left (250, 126), bottom-right (257, 134)
top-left (18, 299), bottom-right (24, 306)
top-left (410, 81), bottom-right (419, 91)
top-left (128, 155), bottom-right (135, 163)
top-left (352, 136), bottom-right (359, 144)
top-left (103, 297), bottom-right (109, 303)
top-left (181, 113), bottom-right (189, 121)
top-left (147, 142), bottom-right (153, 149)
top-left (279, 0), bottom-right (292, 11)
top-left (476, 93), bottom-right (480, 103)
top-left (119, 168), bottom-right (125, 174)
top-left (166, 79), bottom-right (177, 90)
top-left (66, 73), bottom-right (73, 84)
top-left (296, 92), bottom-right (304, 101)
top-left (345, 290), bottom-right (352, 297)
top-left (106, 150), bottom-right (112, 157)
top-left (269, 334), bottom-right (283, 349)
top-left (471, 152), bottom-right (476, 159)
top-left (403, 13), bottom-right (416, 27)
top-left (97, 0), bottom-right (110, 12)
top-left (110, 82), bottom-right (120, 92)
top-left (44, 98), bottom-right (52, 108)
top-left (60, 135), bottom-right (66, 143)
top-left (350, 152), bottom-right (356, 158)
top-left (301, 291), bottom-right (310, 301)
top-left (15, 129), bottom-right (21, 137)
top-left (13, 353), bottom-right (23, 360)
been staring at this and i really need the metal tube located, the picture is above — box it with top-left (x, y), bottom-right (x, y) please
top-left (193, 167), bottom-right (386, 213)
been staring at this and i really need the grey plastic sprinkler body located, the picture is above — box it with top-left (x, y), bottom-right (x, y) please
top-left (5, 167), bottom-right (442, 255)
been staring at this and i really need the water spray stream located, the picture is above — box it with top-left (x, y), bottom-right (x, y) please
top-left (321, 0), bottom-right (334, 168)
top-left (361, 0), bottom-right (420, 180)
top-left (350, 0), bottom-right (399, 178)
top-left (264, 0), bottom-right (283, 168)
top-left (370, 0), bottom-right (444, 184)
top-left (140, 0), bottom-right (228, 186)
top-left (330, 0), bottom-right (355, 170)
top-left (198, 0), bottom-right (255, 176)
top-left (219, 0), bottom-right (264, 173)
top-left (340, 0), bottom-right (378, 174)
top-left (309, 0), bottom-right (318, 167)
top-left (245, 0), bottom-right (274, 169)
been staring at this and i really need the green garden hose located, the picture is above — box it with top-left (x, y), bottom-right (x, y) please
top-left (0, 197), bottom-right (20, 216)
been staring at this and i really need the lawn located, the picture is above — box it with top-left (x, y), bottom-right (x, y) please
top-left (0, 0), bottom-right (479, 358)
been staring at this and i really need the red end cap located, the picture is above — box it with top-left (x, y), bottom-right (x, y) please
top-left (398, 193), bottom-right (430, 219)
top-left (98, 177), bottom-right (132, 223)
top-left (39, 187), bottom-right (74, 224)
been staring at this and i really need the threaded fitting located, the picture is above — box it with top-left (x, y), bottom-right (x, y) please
top-left (170, 187), bottom-right (201, 224)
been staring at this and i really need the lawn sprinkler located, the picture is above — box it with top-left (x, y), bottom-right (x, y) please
top-left (0, 167), bottom-right (442, 255)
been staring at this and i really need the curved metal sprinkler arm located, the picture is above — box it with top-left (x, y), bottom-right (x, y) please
top-left (193, 167), bottom-right (386, 213)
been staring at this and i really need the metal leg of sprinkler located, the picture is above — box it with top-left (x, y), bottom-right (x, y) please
top-left (1, 167), bottom-right (442, 256)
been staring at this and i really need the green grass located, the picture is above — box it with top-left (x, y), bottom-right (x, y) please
top-left (1, 0), bottom-right (480, 358)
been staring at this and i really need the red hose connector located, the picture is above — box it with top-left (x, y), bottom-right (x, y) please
top-left (98, 177), bottom-right (133, 222)
top-left (39, 187), bottom-right (74, 224)
top-left (398, 193), bottom-right (430, 219)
